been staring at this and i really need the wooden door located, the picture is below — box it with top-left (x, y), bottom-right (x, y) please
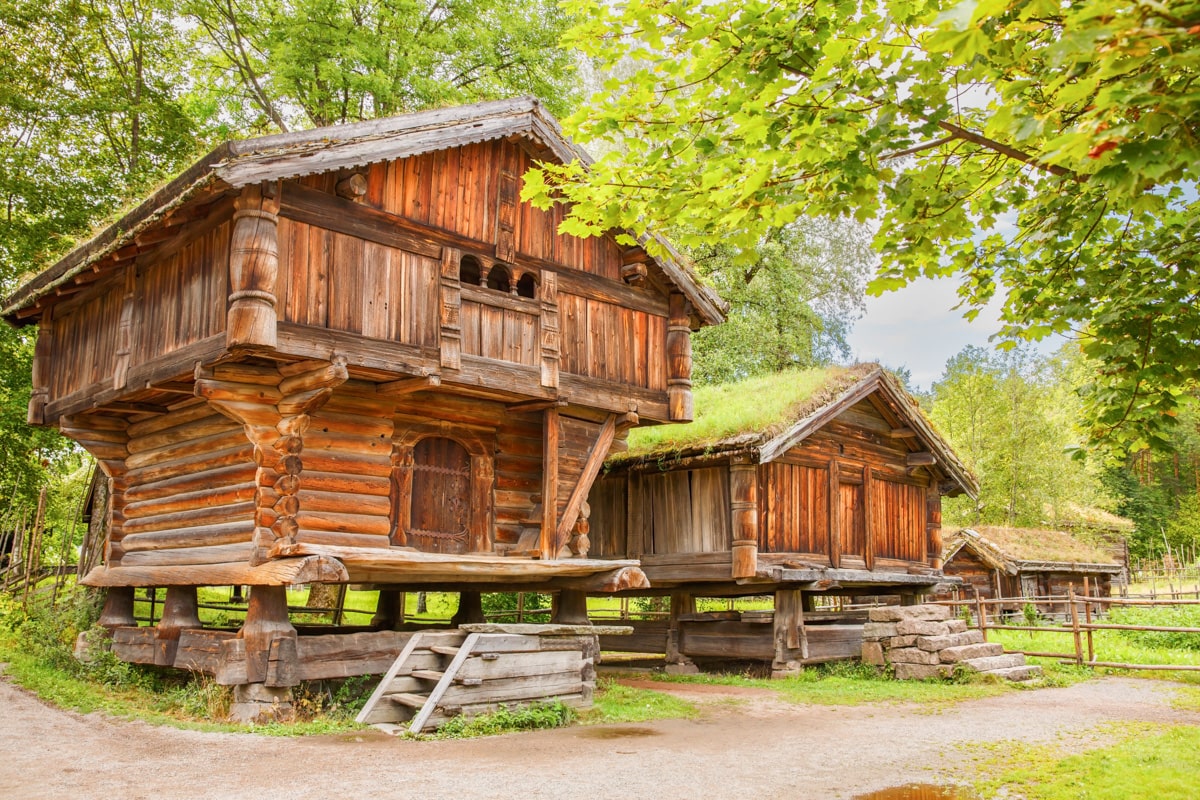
top-left (408, 437), bottom-right (471, 554)
top-left (839, 482), bottom-right (865, 560)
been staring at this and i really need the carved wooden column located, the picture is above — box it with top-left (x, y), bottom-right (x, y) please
top-left (154, 586), bottom-right (202, 666)
top-left (539, 270), bottom-right (560, 389)
top-left (567, 501), bottom-right (590, 558)
top-left (227, 182), bottom-right (281, 351)
top-left (729, 458), bottom-right (759, 579)
top-left (927, 487), bottom-right (944, 569)
top-left (666, 292), bottom-right (693, 422)
top-left (470, 454), bottom-right (494, 553)
top-left (27, 311), bottom-right (53, 425)
top-left (439, 247), bottom-right (462, 370)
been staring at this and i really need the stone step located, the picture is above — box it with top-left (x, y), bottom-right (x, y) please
top-left (915, 630), bottom-right (984, 651)
top-left (939, 642), bottom-right (1005, 663)
top-left (960, 653), bottom-right (1027, 673)
top-left (987, 664), bottom-right (1043, 682)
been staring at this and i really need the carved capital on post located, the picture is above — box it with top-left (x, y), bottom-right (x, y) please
top-left (228, 182), bottom-right (281, 351)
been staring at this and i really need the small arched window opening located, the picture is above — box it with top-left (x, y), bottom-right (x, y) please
top-left (486, 264), bottom-right (511, 293)
top-left (459, 255), bottom-right (483, 286)
top-left (516, 272), bottom-right (538, 299)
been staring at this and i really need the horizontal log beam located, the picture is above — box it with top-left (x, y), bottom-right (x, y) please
top-left (79, 555), bottom-right (349, 587)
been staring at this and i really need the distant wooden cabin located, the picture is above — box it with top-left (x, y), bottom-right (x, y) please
top-left (2, 98), bottom-right (725, 688)
top-left (586, 365), bottom-right (978, 674)
top-left (942, 527), bottom-right (1121, 613)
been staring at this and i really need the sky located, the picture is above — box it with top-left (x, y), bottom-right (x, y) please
top-left (844, 276), bottom-right (1008, 392)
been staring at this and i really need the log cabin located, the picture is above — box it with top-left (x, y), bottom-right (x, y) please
top-left (587, 364), bottom-right (978, 674)
top-left (1, 98), bottom-right (726, 694)
top-left (942, 526), bottom-right (1121, 615)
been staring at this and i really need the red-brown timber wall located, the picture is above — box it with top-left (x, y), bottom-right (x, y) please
top-left (48, 221), bottom-right (231, 402)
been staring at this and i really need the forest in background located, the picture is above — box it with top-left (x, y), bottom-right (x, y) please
top-left (1, 0), bottom-right (1197, 574)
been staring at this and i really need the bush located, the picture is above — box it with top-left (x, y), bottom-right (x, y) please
top-left (432, 701), bottom-right (573, 738)
top-left (1108, 605), bottom-right (1200, 651)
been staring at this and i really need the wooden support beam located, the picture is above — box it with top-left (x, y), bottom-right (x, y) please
top-left (506, 398), bottom-right (567, 414)
top-left (772, 588), bottom-right (805, 677)
top-left (906, 452), bottom-right (937, 467)
top-left (98, 587), bottom-right (137, 629)
top-left (154, 586), bottom-right (202, 667)
top-left (555, 414), bottom-right (617, 552)
top-left (242, 585), bottom-right (296, 685)
top-left (377, 374), bottom-right (440, 396)
top-left (863, 467), bottom-right (875, 572)
top-left (540, 408), bottom-right (560, 560)
top-left (451, 591), bottom-right (486, 625)
top-left (829, 459), bottom-right (841, 569)
top-left (888, 427), bottom-right (918, 439)
top-left (552, 590), bottom-right (590, 625)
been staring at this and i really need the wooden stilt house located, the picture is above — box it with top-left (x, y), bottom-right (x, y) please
top-left (942, 527), bottom-right (1121, 614)
top-left (587, 365), bottom-right (978, 673)
top-left (2, 98), bottom-right (725, 688)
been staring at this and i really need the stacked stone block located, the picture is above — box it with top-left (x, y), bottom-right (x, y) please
top-left (860, 604), bottom-right (1041, 681)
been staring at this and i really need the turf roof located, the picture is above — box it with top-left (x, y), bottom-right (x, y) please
top-left (949, 526), bottom-right (1118, 567)
top-left (623, 363), bottom-right (879, 459)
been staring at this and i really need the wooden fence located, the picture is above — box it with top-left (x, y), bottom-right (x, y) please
top-left (939, 580), bottom-right (1200, 673)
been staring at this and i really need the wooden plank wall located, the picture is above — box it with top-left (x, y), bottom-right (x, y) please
top-left (760, 463), bottom-right (828, 554)
top-left (587, 475), bottom-right (627, 558)
top-left (49, 221), bottom-right (231, 402)
top-left (559, 295), bottom-right (666, 390)
top-left (459, 296), bottom-right (538, 365)
top-left (493, 411), bottom-right (543, 549)
top-left (276, 216), bottom-right (439, 347)
top-left (118, 399), bottom-right (256, 567)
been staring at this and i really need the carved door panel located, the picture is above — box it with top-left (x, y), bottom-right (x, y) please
top-left (408, 437), bottom-right (471, 554)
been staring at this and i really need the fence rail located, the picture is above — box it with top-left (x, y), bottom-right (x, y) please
top-left (938, 579), bottom-right (1200, 673)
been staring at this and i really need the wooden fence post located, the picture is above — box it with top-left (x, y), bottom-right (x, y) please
top-left (1083, 576), bottom-right (1095, 664)
top-left (1068, 584), bottom-right (1084, 666)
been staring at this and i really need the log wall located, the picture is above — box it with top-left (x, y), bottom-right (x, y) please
top-left (117, 400), bottom-right (256, 567)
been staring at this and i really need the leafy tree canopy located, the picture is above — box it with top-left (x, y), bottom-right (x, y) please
top-left (524, 0), bottom-right (1200, 453)
top-left (690, 218), bottom-right (874, 383)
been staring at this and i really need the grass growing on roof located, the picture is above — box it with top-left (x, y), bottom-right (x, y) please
top-left (625, 365), bottom-right (870, 458)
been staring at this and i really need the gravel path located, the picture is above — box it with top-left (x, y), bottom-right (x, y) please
top-left (1, 675), bottom-right (1196, 800)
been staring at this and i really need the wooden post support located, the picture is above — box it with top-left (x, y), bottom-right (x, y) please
top-left (926, 487), bottom-right (943, 569)
top-left (227, 182), bottom-right (281, 351)
top-left (372, 589), bottom-right (402, 630)
top-left (556, 414), bottom-right (617, 553)
top-left (665, 593), bottom-right (699, 674)
top-left (541, 407), bottom-right (560, 560)
top-left (828, 459), bottom-right (842, 569)
top-left (666, 293), bottom-right (693, 422)
top-left (27, 311), bottom-right (52, 425)
top-left (154, 586), bottom-right (202, 667)
top-left (729, 459), bottom-right (759, 579)
top-left (98, 586), bottom-right (137, 629)
top-left (452, 591), bottom-right (485, 626)
top-left (772, 588), bottom-right (806, 677)
top-left (242, 585), bottom-right (297, 685)
top-left (863, 466), bottom-right (875, 572)
top-left (551, 590), bottom-right (590, 626)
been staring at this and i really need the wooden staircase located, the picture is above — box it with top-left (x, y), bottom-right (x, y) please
top-left (356, 627), bottom-right (595, 734)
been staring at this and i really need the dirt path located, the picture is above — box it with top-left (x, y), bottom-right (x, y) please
top-left (2, 675), bottom-right (1197, 800)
